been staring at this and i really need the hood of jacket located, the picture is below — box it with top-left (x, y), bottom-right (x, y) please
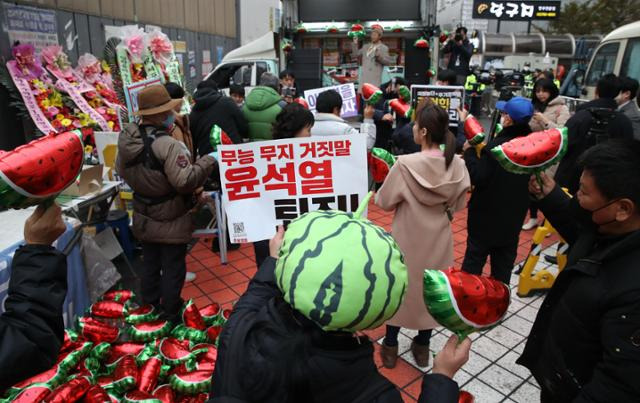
top-left (314, 112), bottom-right (346, 123)
top-left (245, 86), bottom-right (282, 112)
top-left (192, 87), bottom-right (223, 112)
top-left (396, 152), bottom-right (469, 206)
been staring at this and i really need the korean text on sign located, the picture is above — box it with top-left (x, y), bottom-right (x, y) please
top-left (219, 135), bottom-right (368, 243)
top-left (410, 85), bottom-right (465, 127)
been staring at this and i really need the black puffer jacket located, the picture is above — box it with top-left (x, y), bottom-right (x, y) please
top-left (517, 186), bottom-right (640, 402)
top-left (190, 86), bottom-right (248, 157)
top-left (208, 257), bottom-right (460, 403)
top-left (554, 98), bottom-right (633, 194)
top-left (0, 245), bottom-right (67, 390)
top-left (463, 122), bottom-right (532, 244)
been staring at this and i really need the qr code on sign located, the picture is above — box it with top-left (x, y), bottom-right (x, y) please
top-left (232, 222), bottom-right (245, 235)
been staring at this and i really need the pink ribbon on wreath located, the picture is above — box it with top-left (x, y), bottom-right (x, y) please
top-left (125, 35), bottom-right (145, 63)
top-left (11, 43), bottom-right (44, 81)
top-left (148, 33), bottom-right (173, 66)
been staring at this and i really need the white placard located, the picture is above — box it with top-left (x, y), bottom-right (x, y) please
top-left (304, 83), bottom-right (358, 119)
top-left (219, 135), bottom-right (368, 243)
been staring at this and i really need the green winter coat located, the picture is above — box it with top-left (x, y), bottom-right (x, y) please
top-left (242, 86), bottom-right (283, 141)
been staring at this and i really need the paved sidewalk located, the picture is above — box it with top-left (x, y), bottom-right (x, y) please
top-left (182, 198), bottom-right (561, 402)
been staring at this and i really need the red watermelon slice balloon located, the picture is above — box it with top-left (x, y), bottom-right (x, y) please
top-left (491, 127), bottom-right (568, 175)
top-left (414, 37), bottom-right (429, 49)
top-left (367, 148), bottom-right (396, 184)
top-left (389, 98), bottom-right (411, 119)
top-left (0, 130), bottom-right (84, 210)
top-left (423, 267), bottom-right (510, 339)
top-left (362, 83), bottom-right (383, 105)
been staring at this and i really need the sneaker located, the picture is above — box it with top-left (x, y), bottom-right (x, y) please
top-left (185, 271), bottom-right (196, 282)
top-left (522, 218), bottom-right (539, 231)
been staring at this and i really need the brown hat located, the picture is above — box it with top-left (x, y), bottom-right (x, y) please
top-left (135, 85), bottom-right (182, 116)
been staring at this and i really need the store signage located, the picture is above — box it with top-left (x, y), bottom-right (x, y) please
top-left (472, 0), bottom-right (561, 20)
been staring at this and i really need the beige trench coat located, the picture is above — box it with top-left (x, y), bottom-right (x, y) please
top-left (376, 150), bottom-right (470, 330)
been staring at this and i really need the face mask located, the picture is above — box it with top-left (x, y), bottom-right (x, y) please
top-left (162, 113), bottom-right (175, 129)
top-left (569, 197), bottom-right (619, 231)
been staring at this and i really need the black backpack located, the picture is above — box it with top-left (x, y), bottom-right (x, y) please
top-left (585, 107), bottom-right (618, 146)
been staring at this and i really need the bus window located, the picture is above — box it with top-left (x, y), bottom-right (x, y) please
top-left (620, 39), bottom-right (640, 82)
top-left (585, 42), bottom-right (620, 86)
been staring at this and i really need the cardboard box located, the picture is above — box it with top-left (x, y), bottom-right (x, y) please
top-left (61, 164), bottom-right (104, 197)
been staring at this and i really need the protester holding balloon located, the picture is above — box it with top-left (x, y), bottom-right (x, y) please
top-left (519, 139), bottom-right (640, 402)
top-left (210, 202), bottom-right (472, 403)
top-left (0, 204), bottom-right (67, 390)
top-left (461, 97), bottom-right (534, 284)
top-left (523, 78), bottom-right (571, 231)
top-left (375, 103), bottom-right (470, 369)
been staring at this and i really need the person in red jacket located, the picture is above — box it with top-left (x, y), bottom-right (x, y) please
top-left (0, 204), bottom-right (68, 390)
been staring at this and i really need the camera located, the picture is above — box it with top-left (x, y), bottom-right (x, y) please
top-left (281, 86), bottom-right (296, 98)
top-left (586, 107), bottom-right (617, 144)
top-left (454, 33), bottom-right (463, 42)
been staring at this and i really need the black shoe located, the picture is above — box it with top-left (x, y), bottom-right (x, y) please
top-left (544, 254), bottom-right (558, 265)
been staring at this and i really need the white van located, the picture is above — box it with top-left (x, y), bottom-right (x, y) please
top-left (580, 21), bottom-right (640, 99)
top-left (202, 32), bottom-right (281, 95)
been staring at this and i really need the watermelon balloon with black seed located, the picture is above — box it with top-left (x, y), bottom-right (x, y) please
top-left (491, 127), bottom-right (568, 175)
top-left (127, 320), bottom-right (172, 342)
top-left (422, 267), bottom-right (510, 339)
top-left (275, 192), bottom-right (407, 332)
top-left (169, 370), bottom-right (212, 395)
top-left (367, 148), bottom-right (396, 184)
top-left (0, 130), bottom-right (84, 210)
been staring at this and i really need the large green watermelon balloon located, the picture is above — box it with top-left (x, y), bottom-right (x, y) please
top-left (0, 130), bottom-right (84, 210)
top-left (368, 147), bottom-right (396, 184)
top-left (276, 192), bottom-right (408, 332)
top-left (491, 127), bottom-right (568, 175)
top-left (423, 267), bottom-right (510, 339)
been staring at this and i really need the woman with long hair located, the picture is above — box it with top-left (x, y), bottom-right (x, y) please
top-left (523, 78), bottom-right (570, 230)
top-left (375, 102), bottom-right (471, 369)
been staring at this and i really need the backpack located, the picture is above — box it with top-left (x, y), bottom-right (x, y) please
top-left (125, 125), bottom-right (178, 206)
top-left (585, 107), bottom-right (618, 146)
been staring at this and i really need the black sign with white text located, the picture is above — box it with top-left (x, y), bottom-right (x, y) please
top-left (472, 0), bottom-right (561, 20)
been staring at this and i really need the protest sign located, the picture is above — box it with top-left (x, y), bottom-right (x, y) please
top-left (304, 83), bottom-right (358, 119)
top-left (219, 134), bottom-right (368, 243)
top-left (411, 85), bottom-right (465, 127)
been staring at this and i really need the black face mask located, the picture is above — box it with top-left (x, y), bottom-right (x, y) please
top-left (569, 197), bottom-right (619, 232)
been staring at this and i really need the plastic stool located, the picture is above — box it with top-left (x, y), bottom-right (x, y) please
top-left (97, 210), bottom-right (135, 260)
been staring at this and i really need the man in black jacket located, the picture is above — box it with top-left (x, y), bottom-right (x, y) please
top-left (209, 227), bottom-right (472, 403)
top-left (519, 140), bottom-right (640, 402)
top-left (555, 74), bottom-right (633, 194)
top-left (190, 80), bottom-right (249, 157)
top-left (0, 204), bottom-right (67, 390)
top-left (462, 97), bottom-right (534, 284)
top-left (442, 27), bottom-right (473, 86)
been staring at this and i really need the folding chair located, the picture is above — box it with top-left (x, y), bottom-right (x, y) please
top-left (191, 191), bottom-right (228, 264)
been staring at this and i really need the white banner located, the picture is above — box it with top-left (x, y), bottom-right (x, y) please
top-left (304, 83), bottom-right (358, 119)
top-left (219, 135), bottom-right (368, 243)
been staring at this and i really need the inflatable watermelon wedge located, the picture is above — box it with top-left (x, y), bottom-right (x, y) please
top-left (491, 127), bottom-right (568, 175)
top-left (367, 148), bottom-right (396, 184)
top-left (362, 83), bottom-right (383, 105)
top-left (463, 115), bottom-right (486, 146)
top-left (389, 98), bottom-right (411, 119)
top-left (209, 124), bottom-right (233, 153)
top-left (397, 85), bottom-right (411, 103)
top-left (276, 192), bottom-right (408, 332)
top-left (0, 130), bottom-right (84, 210)
top-left (422, 267), bottom-right (510, 339)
